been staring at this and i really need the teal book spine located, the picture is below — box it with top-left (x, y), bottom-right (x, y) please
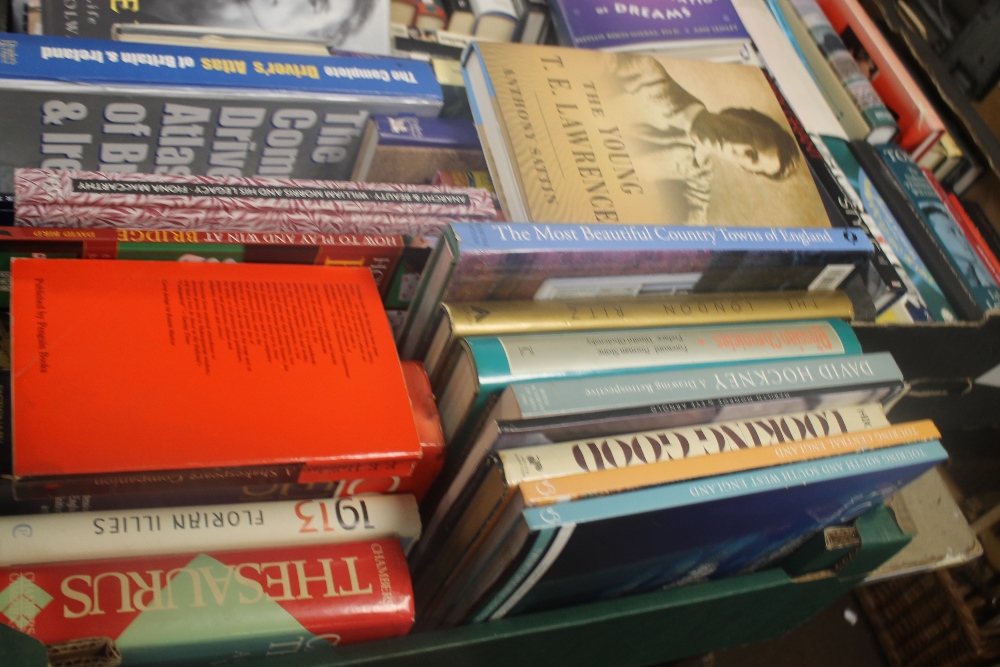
top-left (875, 145), bottom-right (1000, 312)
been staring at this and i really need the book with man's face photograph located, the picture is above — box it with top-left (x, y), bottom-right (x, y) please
top-left (463, 42), bottom-right (832, 228)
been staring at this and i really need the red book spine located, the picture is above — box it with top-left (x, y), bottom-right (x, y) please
top-left (0, 540), bottom-right (414, 661)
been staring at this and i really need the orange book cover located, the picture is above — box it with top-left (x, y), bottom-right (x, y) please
top-left (10, 258), bottom-right (422, 497)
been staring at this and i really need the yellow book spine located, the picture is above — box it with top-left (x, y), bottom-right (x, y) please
top-left (517, 420), bottom-right (941, 506)
top-left (445, 290), bottom-right (854, 337)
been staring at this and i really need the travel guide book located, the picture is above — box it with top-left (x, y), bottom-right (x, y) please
top-left (9, 259), bottom-right (423, 498)
top-left (397, 220), bottom-right (873, 360)
top-left (0, 33), bottom-right (442, 193)
top-left (461, 41), bottom-right (832, 226)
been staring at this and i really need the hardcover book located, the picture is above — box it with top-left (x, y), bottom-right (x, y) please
top-left (549, 0), bottom-right (754, 64)
top-left (0, 33), bottom-right (442, 193)
top-left (15, 168), bottom-right (498, 228)
top-left (412, 348), bottom-right (902, 574)
top-left (0, 539), bottom-right (414, 665)
top-left (9, 259), bottom-right (423, 498)
top-left (422, 290), bottom-right (856, 385)
top-left (820, 137), bottom-right (949, 322)
top-left (449, 440), bottom-right (946, 625)
top-left (461, 41), bottom-right (833, 226)
top-left (0, 225), bottom-right (405, 307)
top-left (782, 0), bottom-right (898, 141)
top-left (397, 221), bottom-right (874, 360)
top-left (814, 0), bottom-right (945, 159)
top-left (417, 417), bottom-right (939, 623)
top-left (852, 142), bottom-right (1000, 320)
top-left (0, 493), bottom-right (422, 566)
top-left (38, 0), bottom-right (393, 56)
top-left (3, 360), bottom-right (446, 515)
top-left (349, 114), bottom-right (489, 184)
top-left (436, 317), bottom-right (861, 445)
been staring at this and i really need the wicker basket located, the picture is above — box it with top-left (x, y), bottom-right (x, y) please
top-left (856, 565), bottom-right (1000, 667)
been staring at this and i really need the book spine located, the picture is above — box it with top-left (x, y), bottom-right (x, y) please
top-left (875, 145), bottom-right (1000, 314)
top-left (15, 169), bottom-right (498, 218)
top-left (470, 318), bottom-right (862, 388)
top-left (849, 141), bottom-right (986, 321)
top-left (501, 402), bottom-right (889, 485)
top-left (514, 419), bottom-right (938, 505)
top-left (372, 115), bottom-right (483, 149)
top-left (475, 440), bottom-right (948, 623)
top-left (443, 290), bottom-right (856, 337)
top-left (0, 225), bottom-right (403, 299)
top-left (926, 176), bottom-right (1000, 287)
top-left (814, 0), bottom-right (945, 159)
top-left (0, 494), bottom-right (421, 566)
top-left (0, 539), bottom-right (414, 657)
top-left (511, 351), bottom-right (904, 417)
top-left (784, 0), bottom-right (898, 137)
top-left (821, 136), bottom-right (946, 321)
top-left (15, 202), bottom-right (481, 239)
top-left (0, 33), bottom-right (440, 100)
top-left (449, 221), bottom-right (872, 254)
top-left (765, 72), bottom-right (905, 313)
top-left (731, 0), bottom-right (848, 140)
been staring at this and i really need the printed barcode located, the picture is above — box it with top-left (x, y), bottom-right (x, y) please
top-left (808, 264), bottom-right (855, 291)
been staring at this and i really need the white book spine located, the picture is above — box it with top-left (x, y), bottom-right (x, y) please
top-left (731, 0), bottom-right (848, 140)
top-left (499, 403), bottom-right (888, 484)
top-left (0, 494), bottom-right (421, 566)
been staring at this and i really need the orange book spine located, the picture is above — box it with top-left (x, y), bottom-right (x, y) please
top-left (517, 420), bottom-right (941, 506)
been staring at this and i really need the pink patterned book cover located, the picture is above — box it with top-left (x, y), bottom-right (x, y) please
top-left (16, 202), bottom-right (472, 237)
top-left (15, 168), bottom-right (497, 219)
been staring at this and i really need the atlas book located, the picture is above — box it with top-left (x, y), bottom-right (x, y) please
top-left (397, 220), bottom-right (874, 360)
top-left (814, 0), bottom-right (945, 160)
top-left (0, 539), bottom-right (414, 665)
top-left (435, 440), bottom-right (947, 627)
top-left (461, 41), bottom-right (833, 226)
top-left (0, 225), bottom-right (405, 307)
top-left (2, 359), bottom-right (446, 515)
top-left (8, 259), bottom-right (423, 499)
top-left (411, 351), bottom-right (908, 573)
top-left (434, 317), bottom-right (862, 446)
top-left (349, 114), bottom-right (489, 184)
top-left (548, 0), bottom-right (755, 64)
top-left (422, 290), bottom-right (856, 384)
top-left (851, 142), bottom-right (1000, 320)
top-left (0, 494), bottom-right (421, 566)
top-left (416, 417), bottom-right (940, 624)
top-left (0, 33), bottom-right (442, 194)
top-left (34, 0), bottom-right (393, 56)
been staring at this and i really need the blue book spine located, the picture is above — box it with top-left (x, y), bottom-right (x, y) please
top-left (510, 351), bottom-right (903, 418)
top-left (452, 318), bottom-right (861, 447)
top-left (876, 144), bottom-right (1000, 315)
top-left (0, 33), bottom-right (442, 100)
top-left (474, 440), bottom-right (947, 621)
top-left (372, 115), bottom-right (482, 149)
top-left (549, 0), bottom-right (749, 50)
top-left (450, 221), bottom-right (872, 254)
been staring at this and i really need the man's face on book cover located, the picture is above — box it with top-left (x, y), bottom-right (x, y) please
top-left (210, 0), bottom-right (371, 42)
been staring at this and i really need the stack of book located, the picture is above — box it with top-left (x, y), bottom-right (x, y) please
top-left (0, 0), bottom-right (994, 661)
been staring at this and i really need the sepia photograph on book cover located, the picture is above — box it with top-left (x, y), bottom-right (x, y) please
top-left (42, 0), bottom-right (392, 55)
top-left (466, 42), bottom-right (832, 228)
